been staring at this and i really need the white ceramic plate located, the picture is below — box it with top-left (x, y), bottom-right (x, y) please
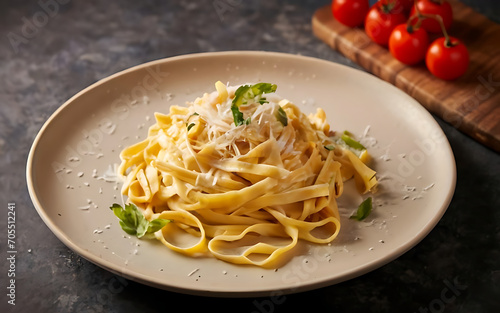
top-left (27, 51), bottom-right (456, 297)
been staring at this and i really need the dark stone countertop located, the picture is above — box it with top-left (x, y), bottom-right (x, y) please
top-left (1, 1), bottom-right (499, 312)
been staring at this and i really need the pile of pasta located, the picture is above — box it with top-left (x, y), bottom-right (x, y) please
top-left (118, 81), bottom-right (377, 268)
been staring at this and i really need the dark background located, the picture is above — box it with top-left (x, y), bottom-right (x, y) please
top-left (1, 0), bottom-right (499, 312)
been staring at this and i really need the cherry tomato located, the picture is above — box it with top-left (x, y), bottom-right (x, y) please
top-left (331, 0), bottom-right (370, 27)
top-left (426, 37), bottom-right (469, 80)
top-left (410, 0), bottom-right (453, 33)
top-left (365, 2), bottom-right (407, 46)
top-left (389, 24), bottom-right (429, 65)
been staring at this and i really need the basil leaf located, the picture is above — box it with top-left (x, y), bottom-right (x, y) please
top-left (147, 219), bottom-right (170, 233)
top-left (324, 144), bottom-right (335, 151)
top-left (231, 83), bottom-right (277, 126)
top-left (111, 203), bottom-right (127, 221)
top-left (232, 85), bottom-right (251, 108)
top-left (136, 219), bottom-right (149, 238)
top-left (124, 203), bottom-right (140, 228)
top-left (276, 106), bottom-right (288, 126)
top-left (110, 203), bottom-right (171, 238)
top-left (119, 220), bottom-right (137, 235)
top-left (231, 104), bottom-right (245, 126)
top-left (250, 83), bottom-right (277, 96)
top-left (350, 197), bottom-right (373, 221)
top-left (341, 131), bottom-right (366, 150)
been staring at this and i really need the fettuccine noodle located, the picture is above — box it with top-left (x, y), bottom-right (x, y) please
top-left (118, 81), bottom-right (377, 268)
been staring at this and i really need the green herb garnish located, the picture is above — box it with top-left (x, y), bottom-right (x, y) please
top-left (231, 104), bottom-right (245, 126)
top-left (231, 83), bottom-right (278, 126)
top-left (341, 131), bottom-right (366, 150)
top-left (324, 144), bottom-right (335, 151)
top-left (276, 106), bottom-right (288, 127)
top-left (110, 203), bottom-right (170, 238)
top-left (350, 197), bottom-right (373, 221)
top-left (186, 112), bottom-right (200, 131)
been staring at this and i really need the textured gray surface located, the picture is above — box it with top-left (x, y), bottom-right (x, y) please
top-left (1, 0), bottom-right (499, 312)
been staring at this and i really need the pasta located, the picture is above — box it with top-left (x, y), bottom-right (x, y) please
top-left (117, 81), bottom-right (377, 268)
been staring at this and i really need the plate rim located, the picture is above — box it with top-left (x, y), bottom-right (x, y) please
top-left (26, 50), bottom-right (457, 297)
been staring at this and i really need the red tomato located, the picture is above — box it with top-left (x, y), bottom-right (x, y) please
top-left (389, 24), bottom-right (429, 65)
top-left (426, 37), bottom-right (469, 80)
top-left (365, 2), bottom-right (407, 46)
top-left (410, 0), bottom-right (453, 33)
top-left (331, 0), bottom-right (370, 27)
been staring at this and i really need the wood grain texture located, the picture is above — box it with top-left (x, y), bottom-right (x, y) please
top-left (312, 0), bottom-right (500, 152)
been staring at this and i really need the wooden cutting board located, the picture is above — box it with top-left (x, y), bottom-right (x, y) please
top-left (312, 0), bottom-right (500, 152)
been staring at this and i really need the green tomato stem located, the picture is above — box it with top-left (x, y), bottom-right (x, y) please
top-left (412, 1), bottom-right (451, 45)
